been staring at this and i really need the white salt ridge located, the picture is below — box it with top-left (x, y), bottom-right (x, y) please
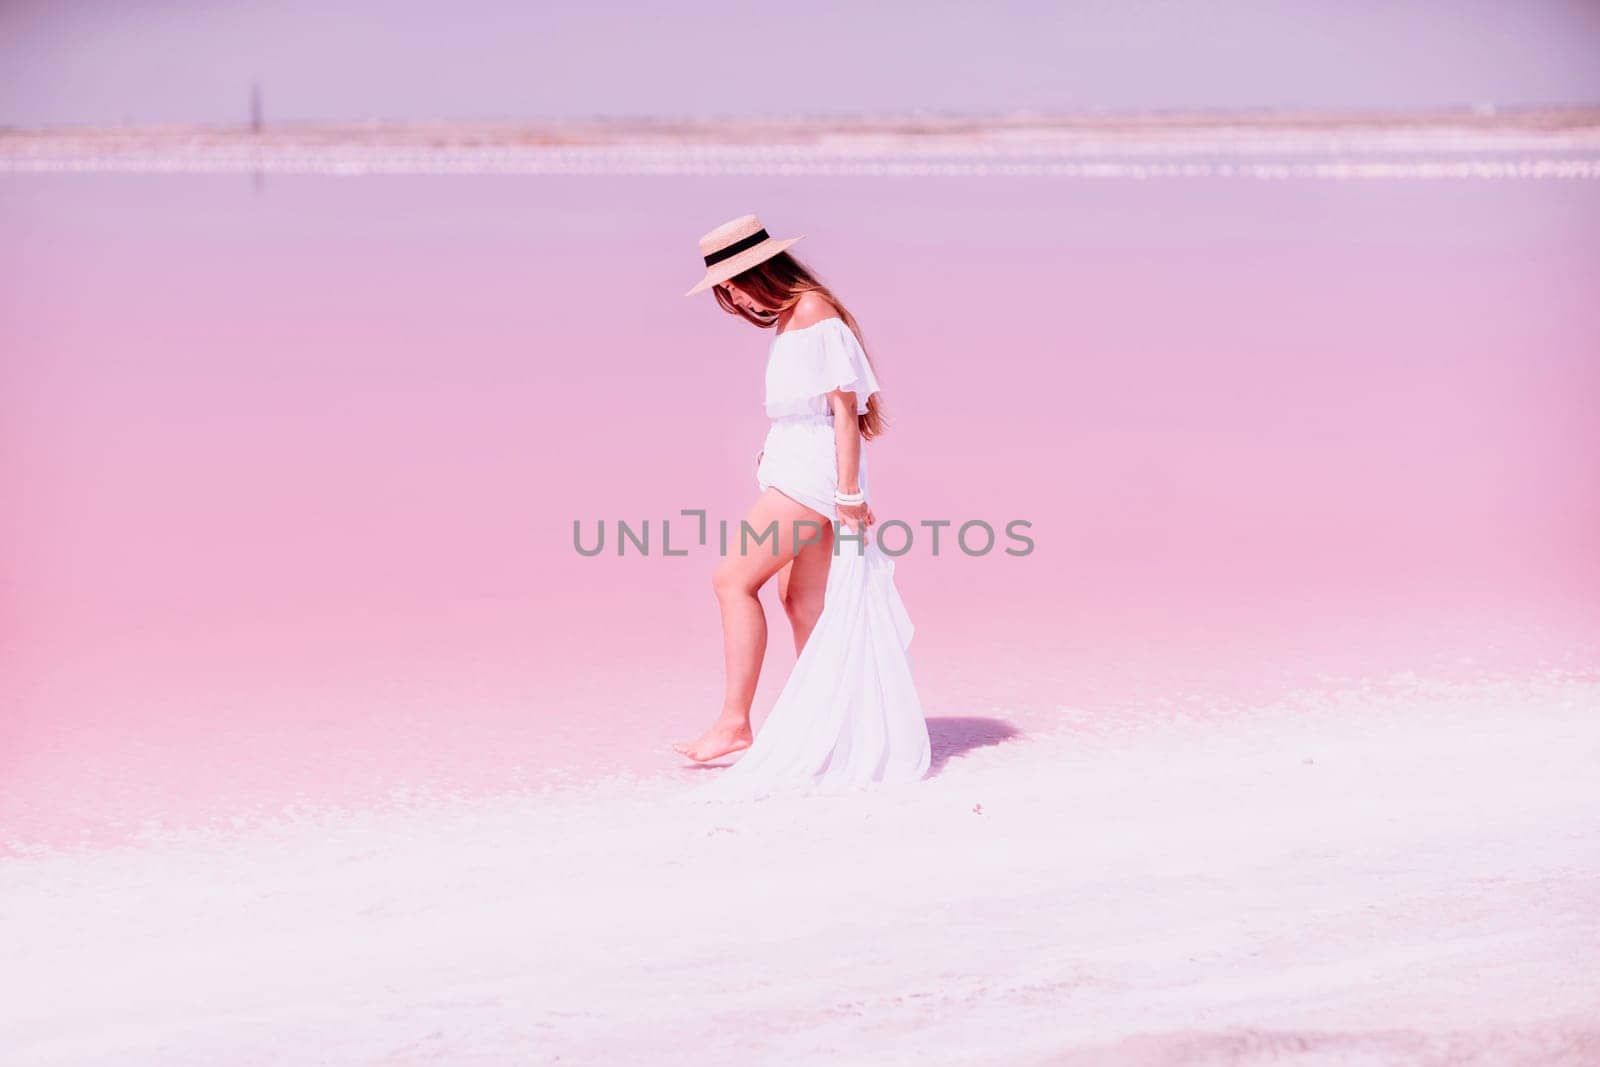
top-left (4, 150), bottom-right (1598, 181)
top-left (5, 117), bottom-right (1600, 179)
top-left (3, 668), bottom-right (1597, 1065)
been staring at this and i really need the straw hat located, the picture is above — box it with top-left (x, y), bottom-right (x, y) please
top-left (683, 213), bottom-right (805, 297)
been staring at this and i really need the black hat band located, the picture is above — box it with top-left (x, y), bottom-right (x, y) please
top-left (704, 228), bottom-right (771, 267)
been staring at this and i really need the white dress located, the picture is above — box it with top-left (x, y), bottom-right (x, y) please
top-left (698, 316), bottom-right (932, 801)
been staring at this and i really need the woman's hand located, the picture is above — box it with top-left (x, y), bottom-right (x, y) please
top-left (836, 501), bottom-right (875, 534)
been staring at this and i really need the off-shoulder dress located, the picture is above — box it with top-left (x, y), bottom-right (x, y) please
top-left (699, 316), bottom-right (932, 800)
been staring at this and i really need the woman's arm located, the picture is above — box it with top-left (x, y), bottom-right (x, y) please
top-left (829, 389), bottom-right (874, 532)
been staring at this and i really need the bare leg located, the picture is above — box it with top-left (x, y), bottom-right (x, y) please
top-left (778, 517), bottom-right (833, 654)
top-left (673, 489), bottom-right (830, 762)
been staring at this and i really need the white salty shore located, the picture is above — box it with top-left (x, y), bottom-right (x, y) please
top-left (4, 668), bottom-right (1597, 1065)
top-left (4, 108), bottom-right (1599, 179)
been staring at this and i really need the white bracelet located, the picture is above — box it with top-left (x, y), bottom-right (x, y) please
top-left (834, 490), bottom-right (866, 505)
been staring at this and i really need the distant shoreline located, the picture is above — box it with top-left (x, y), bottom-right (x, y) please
top-left (5, 105), bottom-right (1600, 142)
top-left (5, 107), bottom-right (1597, 178)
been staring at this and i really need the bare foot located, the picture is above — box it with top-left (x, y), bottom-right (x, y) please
top-left (673, 720), bottom-right (753, 762)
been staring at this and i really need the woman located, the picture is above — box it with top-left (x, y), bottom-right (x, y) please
top-left (674, 213), bottom-right (931, 799)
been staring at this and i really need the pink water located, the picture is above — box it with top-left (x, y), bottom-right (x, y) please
top-left (3, 172), bottom-right (1597, 851)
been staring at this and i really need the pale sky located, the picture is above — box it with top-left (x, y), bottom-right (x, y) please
top-left (2, 0), bottom-right (1598, 126)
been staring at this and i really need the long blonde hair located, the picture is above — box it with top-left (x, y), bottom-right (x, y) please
top-left (712, 252), bottom-right (888, 440)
